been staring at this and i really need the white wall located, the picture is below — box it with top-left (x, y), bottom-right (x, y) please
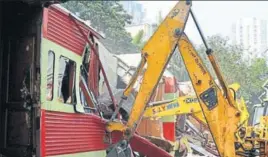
top-left (96, 40), bottom-right (118, 92)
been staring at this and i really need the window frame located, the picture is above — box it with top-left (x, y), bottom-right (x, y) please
top-left (46, 50), bottom-right (55, 101)
top-left (58, 55), bottom-right (77, 105)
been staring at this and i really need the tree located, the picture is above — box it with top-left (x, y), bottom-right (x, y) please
top-left (196, 35), bottom-right (268, 106)
top-left (132, 30), bottom-right (143, 44)
top-left (246, 58), bottom-right (268, 103)
top-left (61, 1), bottom-right (139, 54)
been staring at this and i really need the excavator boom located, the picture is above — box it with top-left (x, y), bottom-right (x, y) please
top-left (144, 96), bottom-right (207, 125)
top-left (177, 33), bottom-right (240, 157)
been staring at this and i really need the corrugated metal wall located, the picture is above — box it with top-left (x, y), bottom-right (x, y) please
top-left (41, 110), bottom-right (108, 156)
top-left (41, 110), bottom-right (172, 157)
top-left (42, 6), bottom-right (89, 56)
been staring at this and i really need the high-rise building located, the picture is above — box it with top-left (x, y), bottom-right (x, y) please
top-left (120, 1), bottom-right (145, 25)
top-left (231, 18), bottom-right (267, 59)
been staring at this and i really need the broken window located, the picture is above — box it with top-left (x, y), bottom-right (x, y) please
top-left (80, 45), bottom-right (90, 106)
top-left (83, 46), bottom-right (91, 67)
top-left (46, 50), bottom-right (55, 101)
top-left (79, 86), bottom-right (87, 107)
top-left (58, 56), bottom-right (76, 104)
top-left (81, 46), bottom-right (91, 83)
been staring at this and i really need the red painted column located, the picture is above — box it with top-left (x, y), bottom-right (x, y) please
top-left (161, 116), bottom-right (176, 142)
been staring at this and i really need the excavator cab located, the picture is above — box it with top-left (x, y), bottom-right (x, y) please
top-left (251, 104), bottom-right (265, 126)
top-left (250, 80), bottom-right (268, 127)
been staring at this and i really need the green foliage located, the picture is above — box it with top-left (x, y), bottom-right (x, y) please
top-left (131, 30), bottom-right (147, 49)
top-left (196, 35), bottom-right (268, 105)
top-left (61, 1), bottom-right (139, 54)
top-left (247, 58), bottom-right (268, 96)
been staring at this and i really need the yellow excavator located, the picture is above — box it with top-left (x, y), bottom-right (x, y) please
top-left (251, 79), bottom-right (268, 130)
top-left (106, 1), bottom-right (268, 156)
top-left (238, 79), bottom-right (268, 156)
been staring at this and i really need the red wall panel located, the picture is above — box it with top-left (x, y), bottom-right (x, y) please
top-left (41, 110), bottom-right (171, 157)
top-left (41, 110), bottom-right (108, 156)
top-left (43, 6), bottom-right (94, 56)
top-left (112, 131), bottom-right (171, 157)
top-left (89, 46), bottom-right (100, 96)
top-left (164, 77), bottom-right (177, 93)
top-left (136, 117), bottom-right (162, 138)
top-left (162, 122), bottom-right (175, 142)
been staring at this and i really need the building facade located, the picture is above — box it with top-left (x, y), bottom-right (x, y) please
top-left (120, 1), bottom-right (145, 25)
top-left (231, 17), bottom-right (267, 59)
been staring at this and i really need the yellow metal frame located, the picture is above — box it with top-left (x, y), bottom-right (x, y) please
top-left (143, 96), bottom-right (206, 124)
top-left (177, 33), bottom-right (241, 157)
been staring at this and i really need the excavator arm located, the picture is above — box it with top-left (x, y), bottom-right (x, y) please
top-left (177, 33), bottom-right (241, 157)
top-left (106, 0), bottom-right (192, 135)
top-left (143, 96), bottom-right (207, 125)
top-left (143, 83), bottom-right (247, 126)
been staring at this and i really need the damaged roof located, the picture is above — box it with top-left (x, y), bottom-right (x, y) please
top-left (52, 4), bottom-right (105, 39)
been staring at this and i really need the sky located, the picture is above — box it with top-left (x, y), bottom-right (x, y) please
top-left (138, 1), bottom-right (268, 45)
